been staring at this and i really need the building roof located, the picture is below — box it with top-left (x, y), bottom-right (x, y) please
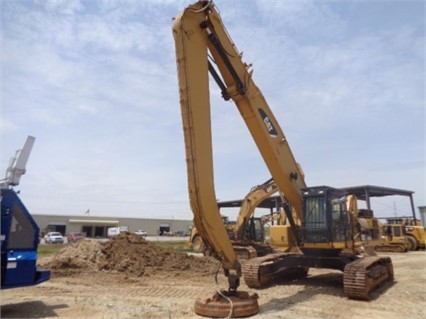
top-left (339, 185), bottom-right (414, 200)
top-left (217, 185), bottom-right (415, 210)
top-left (218, 196), bottom-right (283, 210)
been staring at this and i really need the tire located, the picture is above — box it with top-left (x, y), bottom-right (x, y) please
top-left (407, 236), bottom-right (417, 251)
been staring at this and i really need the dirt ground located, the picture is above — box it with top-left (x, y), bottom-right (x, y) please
top-left (1, 233), bottom-right (425, 319)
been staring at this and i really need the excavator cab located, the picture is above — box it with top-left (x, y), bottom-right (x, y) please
top-left (301, 187), bottom-right (352, 256)
top-left (241, 217), bottom-right (264, 243)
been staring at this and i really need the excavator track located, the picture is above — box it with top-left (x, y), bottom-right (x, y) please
top-left (243, 253), bottom-right (282, 288)
top-left (243, 253), bottom-right (307, 288)
top-left (343, 256), bottom-right (393, 300)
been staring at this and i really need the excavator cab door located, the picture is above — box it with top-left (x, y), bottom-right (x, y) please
top-left (330, 196), bottom-right (351, 243)
top-left (302, 193), bottom-right (328, 243)
top-left (301, 187), bottom-right (351, 253)
top-left (240, 217), bottom-right (264, 243)
top-left (247, 218), bottom-right (264, 243)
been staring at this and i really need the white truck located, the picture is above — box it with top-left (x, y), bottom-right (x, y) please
top-left (107, 226), bottom-right (129, 237)
top-left (135, 230), bottom-right (147, 237)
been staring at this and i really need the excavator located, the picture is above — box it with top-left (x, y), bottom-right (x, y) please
top-left (172, 1), bottom-right (393, 317)
top-left (218, 178), bottom-right (301, 258)
top-left (229, 178), bottom-right (278, 259)
top-left (189, 178), bottom-right (278, 258)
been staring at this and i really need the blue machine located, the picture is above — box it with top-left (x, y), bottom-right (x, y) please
top-left (1, 188), bottom-right (50, 289)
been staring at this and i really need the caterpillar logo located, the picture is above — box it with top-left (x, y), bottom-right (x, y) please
top-left (258, 108), bottom-right (278, 138)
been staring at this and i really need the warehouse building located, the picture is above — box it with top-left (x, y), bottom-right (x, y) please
top-left (32, 214), bottom-right (193, 238)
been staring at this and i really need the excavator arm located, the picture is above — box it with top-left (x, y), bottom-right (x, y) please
top-left (173, 1), bottom-right (239, 275)
top-left (173, 0), bottom-right (306, 269)
top-left (235, 178), bottom-right (278, 240)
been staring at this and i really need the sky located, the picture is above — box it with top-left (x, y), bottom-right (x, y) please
top-left (1, 0), bottom-right (424, 221)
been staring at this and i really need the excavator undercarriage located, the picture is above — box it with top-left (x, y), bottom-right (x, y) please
top-left (243, 250), bottom-right (393, 300)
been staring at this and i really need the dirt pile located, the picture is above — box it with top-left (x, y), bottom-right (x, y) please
top-left (40, 233), bottom-right (220, 278)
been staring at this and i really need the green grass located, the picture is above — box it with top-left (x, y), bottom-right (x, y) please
top-left (153, 240), bottom-right (191, 252)
top-left (37, 244), bottom-right (66, 257)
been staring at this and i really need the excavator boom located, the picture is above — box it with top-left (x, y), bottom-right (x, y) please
top-left (173, 1), bottom-right (238, 272)
top-left (235, 178), bottom-right (278, 239)
top-left (173, 0), bottom-right (306, 268)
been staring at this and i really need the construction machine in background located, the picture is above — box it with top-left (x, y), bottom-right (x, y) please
top-left (340, 185), bottom-right (422, 252)
top-left (380, 217), bottom-right (425, 251)
top-left (356, 209), bottom-right (409, 253)
top-left (221, 179), bottom-right (303, 256)
top-left (173, 1), bottom-right (393, 317)
top-left (188, 178), bottom-right (278, 258)
top-left (222, 179), bottom-right (278, 259)
top-left (188, 215), bottom-right (236, 253)
top-left (379, 222), bottom-right (410, 252)
top-left (1, 136), bottom-right (50, 289)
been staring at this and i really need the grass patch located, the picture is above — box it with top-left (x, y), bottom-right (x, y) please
top-left (153, 240), bottom-right (191, 252)
top-left (38, 244), bottom-right (66, 257)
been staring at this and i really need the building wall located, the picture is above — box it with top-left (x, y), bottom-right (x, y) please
top-left (32, 214), bottom-right (193, 237)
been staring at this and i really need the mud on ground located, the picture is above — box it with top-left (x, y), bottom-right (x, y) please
top-left (1, 233), bottom-right (425, 319)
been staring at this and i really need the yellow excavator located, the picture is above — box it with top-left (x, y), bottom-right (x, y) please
top-left (172, 1), bottom-right (393, 317)
top-left (189, 178), bottom-right (278, 258)
top-left (230, 178), bottom-right (278, 258)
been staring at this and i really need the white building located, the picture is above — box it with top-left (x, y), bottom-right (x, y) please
top-left (32, 214), bottom-right (193, 237)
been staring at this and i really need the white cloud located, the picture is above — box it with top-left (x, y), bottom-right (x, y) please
top-left (1, 0), bottom-right (424, 218)
top-left (41, 0), bottom-right (84, 15)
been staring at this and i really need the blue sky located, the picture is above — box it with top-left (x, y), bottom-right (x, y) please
top-left (1, 0), bottom-right (424, 220)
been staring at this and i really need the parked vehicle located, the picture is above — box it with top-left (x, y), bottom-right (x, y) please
top-left (135, 230), bottom-right (147, 237)
top-left (175, 230), bottom-right (191, 237)
top-left (107, 226), bottom-right (129, 237)
top-left (44, 232), bottom-right (64, 244)
top-left (67, 232), bottom-right (85, 243)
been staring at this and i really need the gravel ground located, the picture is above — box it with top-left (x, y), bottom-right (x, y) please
top-left (1, 236), bottom-right (425, 319)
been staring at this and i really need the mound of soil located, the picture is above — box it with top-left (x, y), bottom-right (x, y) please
top-left (40, 233), bottom-right (220, 278)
